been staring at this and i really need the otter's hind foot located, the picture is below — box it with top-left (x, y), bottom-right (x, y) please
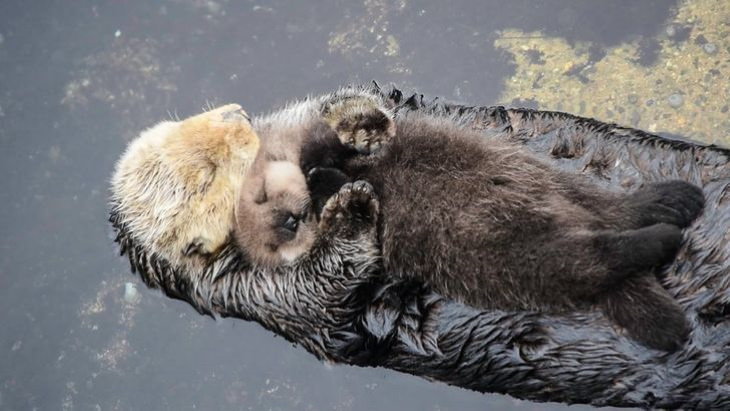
top-left (320, 181), bottom-right (379, 238)
top-left (595, 223), bottom-right (682, 277)
top-left (601, 276), bottom-right (689, 352)
top-left (627, 180), bottom-right (705, 228)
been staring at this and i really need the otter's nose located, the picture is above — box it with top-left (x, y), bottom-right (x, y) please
top-left (220, 107), bottom-right (250, 123)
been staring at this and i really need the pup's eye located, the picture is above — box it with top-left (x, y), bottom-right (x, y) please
top-left (281, 213), bottom-right (299, 232)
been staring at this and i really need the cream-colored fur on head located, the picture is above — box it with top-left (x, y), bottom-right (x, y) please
top-left (110, 104), bottom-right (260, 268)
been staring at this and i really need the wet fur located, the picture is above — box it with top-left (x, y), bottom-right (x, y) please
top-left (302, 113), bottom-right (704, 351)
top-left (109, 86), bottom-right (730, 407)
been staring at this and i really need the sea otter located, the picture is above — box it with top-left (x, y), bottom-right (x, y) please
top-left (110, 103), bottom-right (260, 269)
top-left (110, 87), bottom-right (730, 406)
top-left (234, 111), bottom-right (705, 351)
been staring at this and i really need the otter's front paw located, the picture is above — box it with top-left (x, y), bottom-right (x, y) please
top-left (628, 180), bottom-right (705, 228)
top-left (182, 236), bottom-right (217, 257)
top-left (320, 181), bottom-right (379, 238)
top-left (307, 167), bottom-right (351, 217)
top-left (323, 97), bottom-right (395, 154)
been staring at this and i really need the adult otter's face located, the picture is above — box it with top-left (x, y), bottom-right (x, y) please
top-left (110, 104), bottom-right (260, 269)
top-left (235, 160), bottom-right (317, 267)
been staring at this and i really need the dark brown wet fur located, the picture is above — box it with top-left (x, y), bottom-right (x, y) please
top-left (302, 114), bottom-right (705, 351)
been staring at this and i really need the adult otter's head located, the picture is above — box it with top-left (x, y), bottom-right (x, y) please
top-left (110, 104), bottom-right (260, 271)
top-left (235, 160), bottom-right (317, 267)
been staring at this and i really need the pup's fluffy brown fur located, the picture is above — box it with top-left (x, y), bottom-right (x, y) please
top-left (300, 113), bottom-right (705, 351)
top-left (233, 92), bottom-right (393, 267)
top-left (235, 160), bottom-right (316, 267)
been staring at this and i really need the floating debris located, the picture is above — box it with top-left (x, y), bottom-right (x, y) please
top-left (123, 282), bottom-right (140, 304)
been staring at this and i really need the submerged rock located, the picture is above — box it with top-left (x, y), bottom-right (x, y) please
top-left (668, 93), bottom-right (684, 108)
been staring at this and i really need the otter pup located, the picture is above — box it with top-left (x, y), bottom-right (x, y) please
top-left (234, 90), bottom-right (393, 267)
top-left (235, 159), bottom-right (317, 267)
top-left (264, 113), bottom-right (703, 352)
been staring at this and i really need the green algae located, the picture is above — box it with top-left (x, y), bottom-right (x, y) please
top-left (495, 0), bottom-right (730, 145)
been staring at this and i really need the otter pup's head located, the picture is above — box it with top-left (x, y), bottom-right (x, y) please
top-left (235, 160), bottom-right (317, 267)
top-left (110, 104), bottom-right (260, 269)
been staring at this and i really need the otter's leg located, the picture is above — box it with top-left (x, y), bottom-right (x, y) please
top-left (559, 179), bottom-right (704, 231)
top-left (621, 180), bottom-right (705, 229)
top-left (321, 96), bottom-right (395, 154)
top-left (307, 167), bottom-right (352, 218)
top-left (299, 122), bottom-right (360, 217)
top-left (600, 275), bottom-right (689, 351)
top-left (592, 223), bottom-right (682, 276)
top-left (300, 122), bottom-right (360, 173)
top-left (540, 223), bottom-right (681, 304)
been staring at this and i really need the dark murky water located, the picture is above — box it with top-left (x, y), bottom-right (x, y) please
top-left (3, 0), bottom-right (723, 409)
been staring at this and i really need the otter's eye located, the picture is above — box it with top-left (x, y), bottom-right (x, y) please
top-left (274, 211), bottom-right (304, 242)
top-left (281, 213), bottom-right (299, 232)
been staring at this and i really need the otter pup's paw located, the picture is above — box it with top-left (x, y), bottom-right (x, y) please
top-left (627, 180), bottom-right (705, 228)
top-left (322, 97), bottom-right (395, 154)
top-left (320, 181), bottom-right (379, 238)
top-left (596, 223), bottom-right (682, 277)
top-left (307, 167), bottom-right (351, 217)
top-left (182, 236), bottom-right (217, 257)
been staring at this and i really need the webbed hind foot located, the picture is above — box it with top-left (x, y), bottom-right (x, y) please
top-left (601, 276), bottom-right (689, 352)
top-left (595, 223), bottom-right (682, 277)
top-left (627, 180), bottom-right (705, 228)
